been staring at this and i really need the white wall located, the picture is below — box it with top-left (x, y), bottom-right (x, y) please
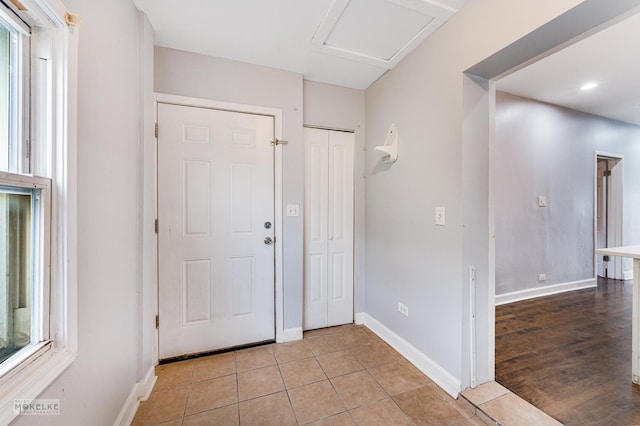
top-left (495, 92), bottom-right (640, 295)
top-left (364, 0), bottom-right (582, 390)
top-left (13, 0), bottom-right (149, 424)
top-left (302, 81), bottom-right (366, 314)
top-left (154, 47), bottom-right (305, 330)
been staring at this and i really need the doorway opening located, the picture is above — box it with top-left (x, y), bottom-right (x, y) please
top-left (595, 153), bottom-right (624, 279)
top-left (462, 0), bottom-right (640, 396)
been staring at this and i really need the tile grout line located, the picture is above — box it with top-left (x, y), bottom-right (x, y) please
top-left (234, 353), bottom-right (241, 425)
top-left (181, 361), bottom-right (196, 423)
top-left (309, 338), bottom-right (350, 424)
top-left (309, 329), bottom-right (412, 424)
top-left (458, 393), bottom-right (501, 425)
top-left (273, 348), bottom-right (303, 425)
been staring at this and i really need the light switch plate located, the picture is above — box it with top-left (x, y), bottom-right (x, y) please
top-left (286, 204), bottom-right (299, 217)
top-left (435, 206), bottom-right (446, 226)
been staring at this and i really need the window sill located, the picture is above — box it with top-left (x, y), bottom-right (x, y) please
top-left (0, 345), bottom-right (76, 424)
top-left (0, 342), bottom-right (53, 381)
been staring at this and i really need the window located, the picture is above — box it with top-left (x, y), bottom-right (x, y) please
top-left (0, 7), bottom-right (28, 174)
top-left (0, 187), bottom-right (36, 363)
top-left (0, 2), bottom-right (51, 373)
top-left (0, 189), bottom-right (33, 363)
top-left (0, 177), bottom-right (49, 367)
top-left (0, 0), bottom-right (77, 422)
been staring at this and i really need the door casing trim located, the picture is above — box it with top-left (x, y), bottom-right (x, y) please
top-left (153, 93), bottom-right (284, 364)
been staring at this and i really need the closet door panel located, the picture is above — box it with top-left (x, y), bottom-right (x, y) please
top-left (327, 131), bottom-right (354, 327)
top-left (304, 127), bottom-right (354, 330)
top-left (304, 128), bottom-right (329, 330)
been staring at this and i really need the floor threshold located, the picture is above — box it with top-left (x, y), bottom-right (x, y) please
top-left (460, 381), bottom-right (562, 425)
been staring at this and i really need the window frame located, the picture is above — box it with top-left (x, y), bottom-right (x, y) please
top-left (0, 0), bottom-right (78, 423)
top-left (0, 4), bottom-right (30, 174)
top-left (0, 171), bottom-right (51, 375)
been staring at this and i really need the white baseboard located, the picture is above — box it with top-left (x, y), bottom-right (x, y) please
top-left (495, 278), bottom-right (596, 306)
top-left (282, 327), bottom-right (303, 342)
top-left (114, 365), bottom-right (156, 426)
top-left (139, 365), bottom-right (157, 401)
top-left (354, 312), bottom-right (366, 325)
top-left (624, 270), bottom-right (634, 281)
top-left (358, 313), bottom-right (461, 398)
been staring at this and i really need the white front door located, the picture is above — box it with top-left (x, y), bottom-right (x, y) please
top-left (157, 102), bottom-right (275, 359)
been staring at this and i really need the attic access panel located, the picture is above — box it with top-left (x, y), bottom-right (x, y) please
top-left (312, 0), bottom-right (458, 69)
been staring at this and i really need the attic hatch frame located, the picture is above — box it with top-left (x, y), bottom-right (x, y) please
top-left (461, 0), bottom-right (640, 392)
top-left (311, 0), bottom-right (457, 69)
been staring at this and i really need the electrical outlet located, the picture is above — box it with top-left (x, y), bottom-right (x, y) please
top-left (538, 273), bottom-right (546, 282)
top-left (398, 302), bottom-right (409, 317)
top-left (538, 196), bottom-right (547, 207)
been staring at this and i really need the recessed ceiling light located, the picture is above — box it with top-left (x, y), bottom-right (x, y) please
top-left (580, 82), bottom-right (598, 91)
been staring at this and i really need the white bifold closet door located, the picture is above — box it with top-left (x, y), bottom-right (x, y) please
top-left (304, 127), bottom-right (354, 330)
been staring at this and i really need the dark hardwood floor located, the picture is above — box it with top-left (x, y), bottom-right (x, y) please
top-left (496, 277), bottom-right (640, 425)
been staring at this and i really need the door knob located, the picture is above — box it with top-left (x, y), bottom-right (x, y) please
top-left (264, 237), bottom-right (273, 245)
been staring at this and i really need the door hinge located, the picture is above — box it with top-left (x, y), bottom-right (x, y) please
top-left (155, 315), bottom-right (159, 329)
top-left (603, 170), bottom-right (611, 177)
top-left (155, 122), bottom-right (158, 138)
top-left (155, 219), bottom-right (159, 234)
top-left (603, 255), bottom-right (610, 262)
top-left (270, 138), bottom-right (288, 146)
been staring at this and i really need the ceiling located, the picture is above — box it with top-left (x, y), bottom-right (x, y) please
top-left (498, 11), bottom-right (640, 126)
top-left (133, 1), bottom-right (640, 125)
top-left (132, 0), bottom-right (466, 90)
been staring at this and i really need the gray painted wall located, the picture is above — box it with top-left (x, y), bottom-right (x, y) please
top-left (365, 0), bottom-right (582, 386)
top-left (154, 47), bottom-right (304, 330)
top-left (302, 81), bottom-right (366, 314)
top-left (495, 92), bottom-right (640, 295)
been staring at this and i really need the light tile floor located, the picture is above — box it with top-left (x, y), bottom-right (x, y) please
top-left (133, 324), bottom-right (484, 425)
top-left (133, 325), bottom-right (561, 425)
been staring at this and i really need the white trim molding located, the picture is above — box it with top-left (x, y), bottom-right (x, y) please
top-left (495, 278), bottom-right (596, 306)
top-left (358, 313), bottom-right (461, 398)
top-left (624, 270), bottom-right (634, 281)
top-left (139, 366), bottom-right (157, 402)
top-left (114, 366), bottom-right (157, 426)
top-left (282, 327), bottom-right (303, 343)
